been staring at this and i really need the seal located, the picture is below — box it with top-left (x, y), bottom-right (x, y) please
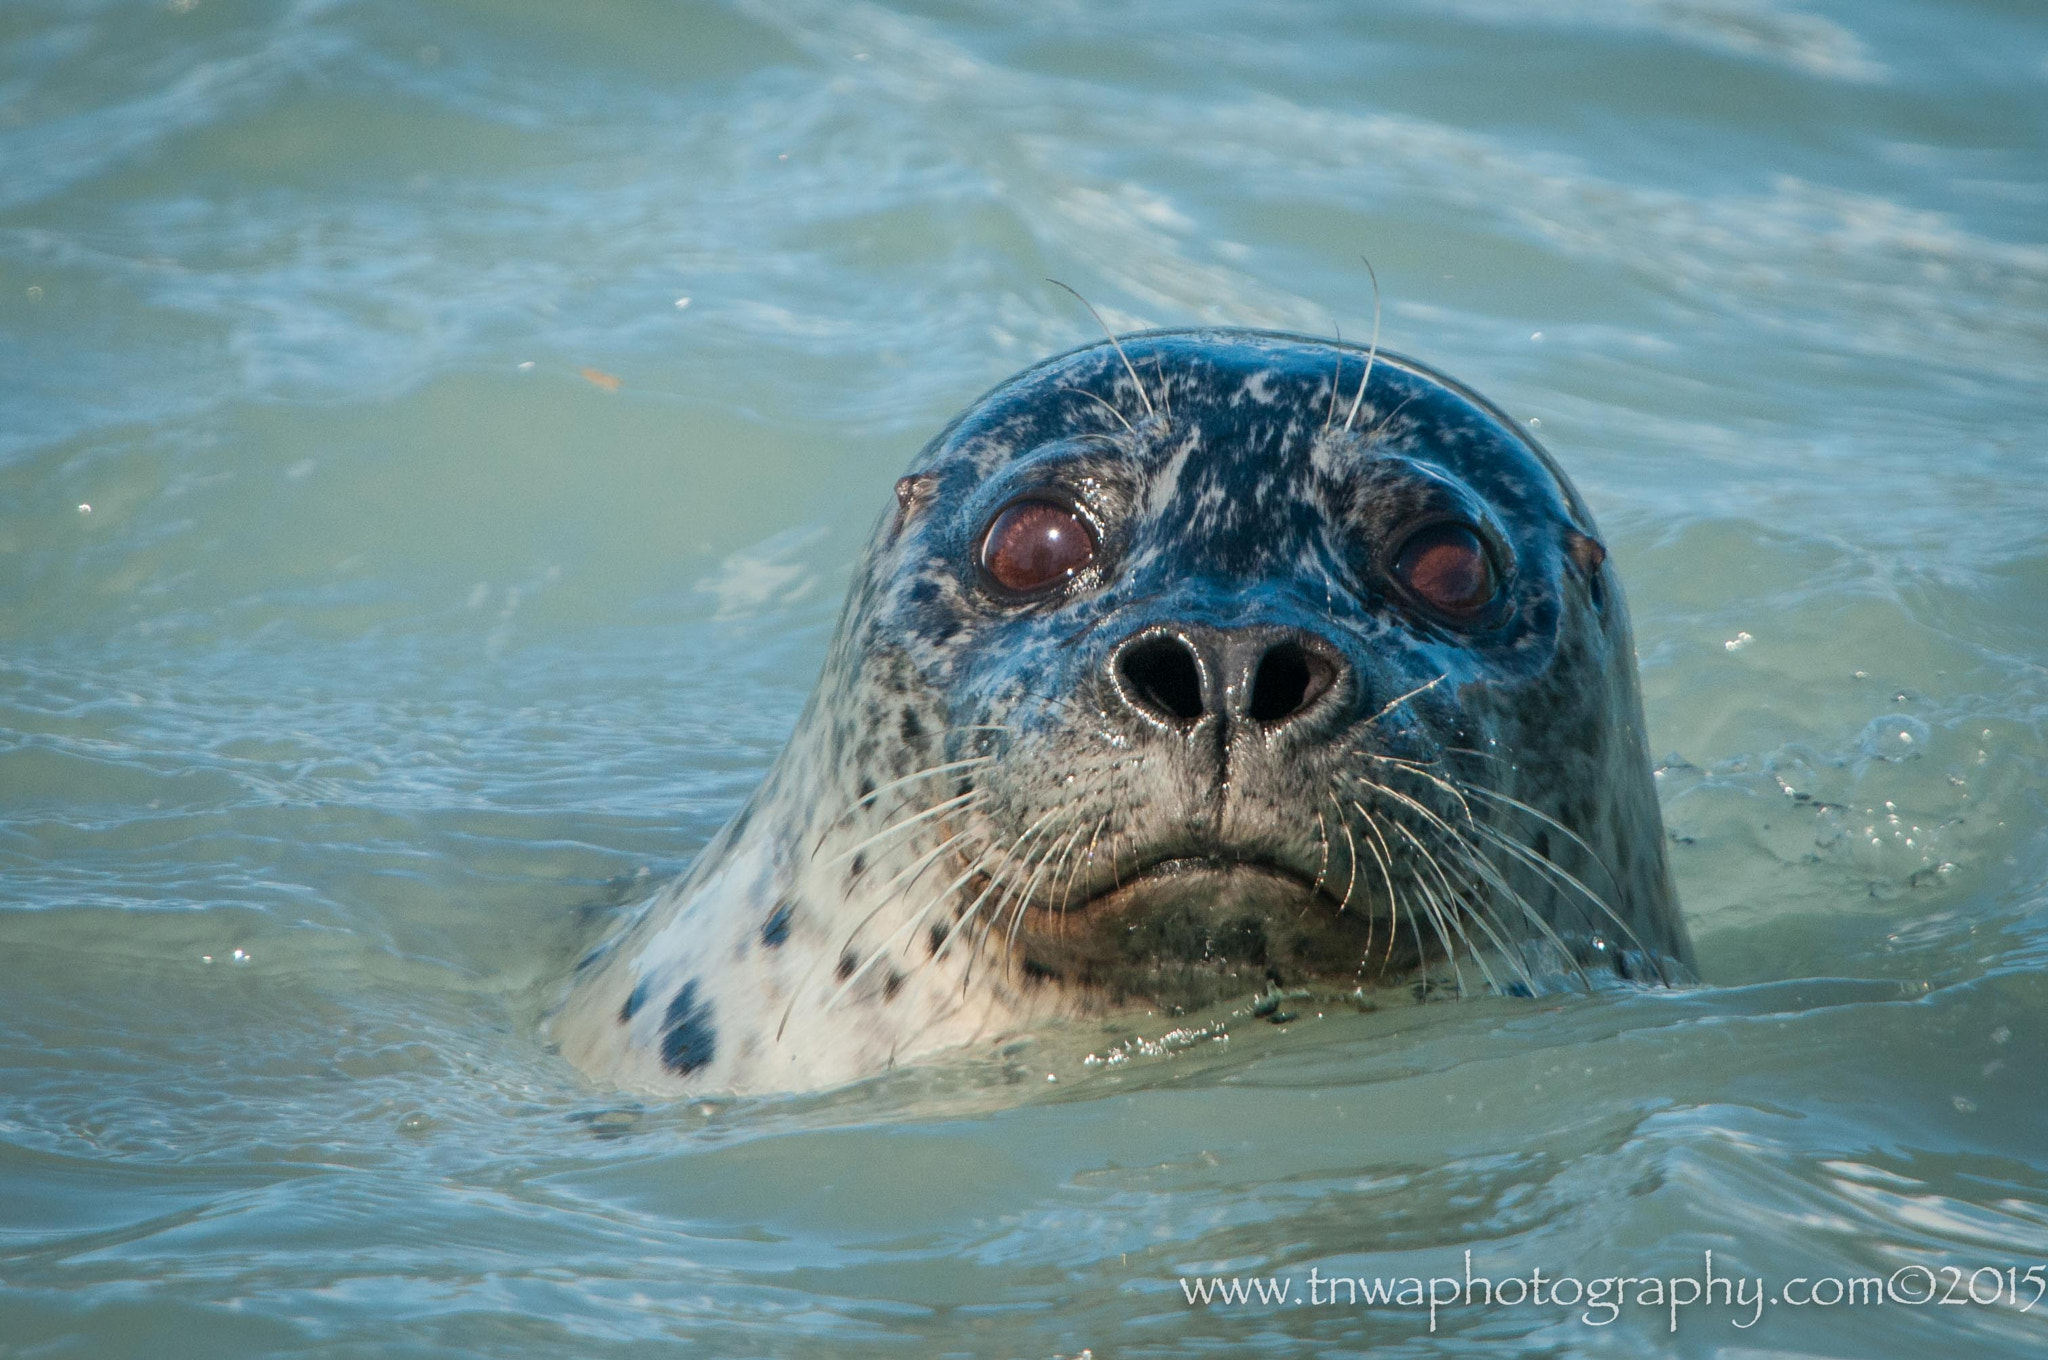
top-left (553, 328), bottom-right (1695, 1095)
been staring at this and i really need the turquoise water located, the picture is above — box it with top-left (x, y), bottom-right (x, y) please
top-left (4, 1), bottom-right (2046, 1355)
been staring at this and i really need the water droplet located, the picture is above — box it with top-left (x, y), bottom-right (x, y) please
top-left (76, 503), bottom-right (91, 514)
top-left (674, 296), bottom-right (692, 310)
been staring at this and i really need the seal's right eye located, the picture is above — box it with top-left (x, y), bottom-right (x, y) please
top-left (979, 499), bottom-right (1095, 595)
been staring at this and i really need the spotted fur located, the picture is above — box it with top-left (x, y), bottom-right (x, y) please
top-left (551, 330), bottom-right (1694, 1095)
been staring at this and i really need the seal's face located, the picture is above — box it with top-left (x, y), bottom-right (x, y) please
top-left (840, 329), bottom-right (1688, 1009)
top-left (556, 328), bottom-right (1693, 1095)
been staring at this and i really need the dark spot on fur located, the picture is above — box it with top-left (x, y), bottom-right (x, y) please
top-left (659, 981), bottom-right (717, 1076)
top-left (927, 922), bottom-right (947, 956)
top-left (761, 901), bottom-right (794, 948)
top-left (836, 949), bottom-right (858, 981)
top-left (900, 707), bottom-right (924, 745)
top-left (618, 978), bottom-right (648, 1025)
top-left (851, 853), bottom-right (866, 878)
top-left (883, 971), bottom-right (904, 1000)
top-left (858, 776), bottom-right (876, 803)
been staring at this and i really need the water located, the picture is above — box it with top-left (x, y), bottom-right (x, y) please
top-left (3, 0), bottom-right (2045, 1354)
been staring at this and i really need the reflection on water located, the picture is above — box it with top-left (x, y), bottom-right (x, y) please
top-left (3, 0), bottom-right (2045, 1354)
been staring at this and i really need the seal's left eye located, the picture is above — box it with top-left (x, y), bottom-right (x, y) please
top-left (1392, 524), bottom-right (1496, 619)
top-left (979, 499), bottom-right (1095, 595)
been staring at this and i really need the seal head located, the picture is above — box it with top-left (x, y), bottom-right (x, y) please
top-left (554, 329), bottom-right (1694, 1094)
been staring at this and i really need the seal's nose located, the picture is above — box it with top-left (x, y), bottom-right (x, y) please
top-left (1112, 626), bottom-right (1346, 732)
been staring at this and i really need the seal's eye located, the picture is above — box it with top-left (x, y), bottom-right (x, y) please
top-left (1392, 524), bottom-right (1496, 618)
top-left (979, 499), bottom-right (1095, 595)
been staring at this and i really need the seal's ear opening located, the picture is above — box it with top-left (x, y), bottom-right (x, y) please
top-left (1565, 530), bottom-right (1608, 609)
top-left (891, 475), bottom-right (938, 543)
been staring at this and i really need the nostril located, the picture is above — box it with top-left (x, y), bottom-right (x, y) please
top-left (1118, 636), bottom-right (1205, 725)
top-left (1248, 641), bottom-right (1336, 725)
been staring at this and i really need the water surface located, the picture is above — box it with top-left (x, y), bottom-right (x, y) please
top-left (4, 1), bottom-right (2047, 1355)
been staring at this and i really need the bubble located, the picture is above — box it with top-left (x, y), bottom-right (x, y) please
top-left (1858, 714), bottom-right (1931, 762)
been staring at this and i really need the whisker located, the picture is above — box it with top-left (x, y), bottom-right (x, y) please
top-left (1368, 799), bottom-right (1480, 996)
top-left (1346, 765), bottom-right (1589, 992)
top-left (824, 788), bottom-right (983, 867)
top-left (1058, 384), bottom-right (1138, 436)
top-left (813, 754), bottom-right (995, 846)
top-left (1324, 320), bottom-right (1344, 433)
top-left (1001, 821), bottom-right (1088, 970)
top-left (1341, 256), bottom-right (1383, 433)
top-left (947, 809), bottom-right (1062, 989)
top-left (1452, 780), bottom-right (1629, 903)
top-left (1072, 814), bottom-right (1110, 912)
top-left (1363, 673), bottom-right (1445, 728)
top-left (817, 827), bottom-right (986, 1012)
top-left (1364, 392), bottom-right (1417, 447)
top-left (1468, 819), bottom-right (1667, 984)
top-left (1356, 753), bottom-right (1476, 831)
top-left (963, 818), bottom-right (1068, 987)
top-left (1047, 279), bottom-right (1158, 421)
top-left (1389, 756), bottom-right (1660, 976)
top-left (1312, 806), bottom-right (1332, 897)
top-left (1364, 758), bottom-right (1592, 985)
top-left (1326, 791), bottom-right (1360, 916)
top-left (1354, 797), bottom-right (1403, 971)
top-left (1360, 782), bottom-right (1522, 996)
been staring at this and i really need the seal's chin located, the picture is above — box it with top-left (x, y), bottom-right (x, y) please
top-left (1017, 847), bottom-right (1411, 1010)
